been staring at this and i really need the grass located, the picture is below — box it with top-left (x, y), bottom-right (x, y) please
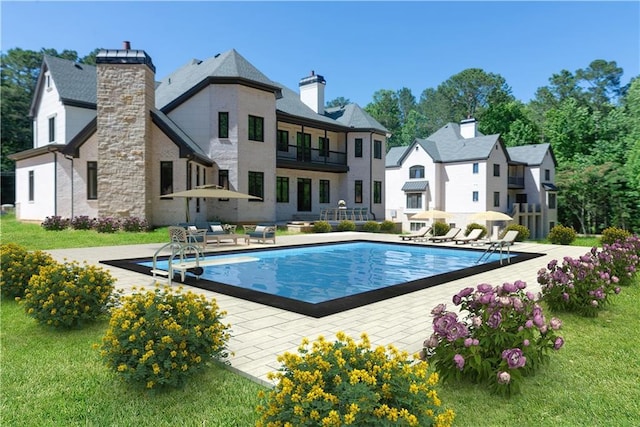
top-left (2, 215), bottom-right (639, 425)
top-left (0, 301), bottom-right (265, 426)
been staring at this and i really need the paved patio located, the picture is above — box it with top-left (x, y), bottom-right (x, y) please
top-left (44, 232), bottom-right (590, 387)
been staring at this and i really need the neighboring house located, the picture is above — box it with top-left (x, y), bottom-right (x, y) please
top-left (10, 42), bottom-right (388, 226)
top-left (385, 118), bottom-right (557, 238)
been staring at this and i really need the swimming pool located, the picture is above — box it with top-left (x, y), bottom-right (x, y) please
top-left (102, 240), bottom-right (543, 318)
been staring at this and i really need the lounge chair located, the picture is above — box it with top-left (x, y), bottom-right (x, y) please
top-left (488, 230), bottom-right (519, 249)
top-left (426, 227), bottom-right (461, 243)
top-left (244, 224), bottom-right (277, 244)
top-left (400, 226), bottom-right (432, 241)
top-left (454, 228), bottom-right (483, 245)
top-left (168, 226), bottom-right (206, 252)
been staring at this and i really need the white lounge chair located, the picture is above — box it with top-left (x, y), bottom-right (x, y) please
top-left (489, 230), bottom-right (519, 249)
top-left (400, 226), bottom-right (432, 241)
top-left (426, 227), bottom-right (461, 243)
top-left (454, 228), bottom-right (483, 245)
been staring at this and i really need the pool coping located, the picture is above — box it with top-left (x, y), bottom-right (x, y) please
top-left (101, 240), bottom-right (545, 318)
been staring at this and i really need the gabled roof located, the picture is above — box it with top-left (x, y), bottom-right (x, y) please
top-left (325, 104), bottom-right (389, 134)
top-left (507, 143), bottom-right (557, 166)
top-left (29, 55), bottom-right (97, 117)
top-left (155, 49), bottom-right (282, 112)
top-left (150, 109), bottom-right (212, 165)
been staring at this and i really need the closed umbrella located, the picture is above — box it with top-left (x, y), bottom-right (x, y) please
top-left (469, 211), bottom-right (512, 241)
top-left (162, 185), bottom-right (261, 222)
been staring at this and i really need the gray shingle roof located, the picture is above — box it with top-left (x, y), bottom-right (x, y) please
top-left (385, 146), bottom-right (408, 167)
top-left (401, 180), bottom-right (429, 191)
top-left (30, 55), bottom-right (97, 116)
top-left (275, 84), bottom-right (344, 127)
top-left (155, 49), bottom-right (281, 110)
top-left (507, 143), bottom-right (553, 166)
top-left (325, 104), bottom-right (389, 133)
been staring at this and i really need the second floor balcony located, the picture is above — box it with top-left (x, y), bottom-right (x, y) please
top-left (276, 144), bottom-right (348, 173)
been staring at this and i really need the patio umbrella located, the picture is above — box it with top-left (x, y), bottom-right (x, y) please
top-left (469, 211), bottom-right (513, 240)
top-left (411, 209), bottom-right (453, 221)
top-left (162, 185), bottom-right (261, 222)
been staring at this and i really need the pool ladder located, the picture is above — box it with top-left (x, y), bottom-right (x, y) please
top-left (151, 242), bottom-right (204, 284)
top-left (476, 243), bottom-right (511, 265)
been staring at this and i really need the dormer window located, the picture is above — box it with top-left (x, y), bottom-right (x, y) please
top-left (409, 165), bottom-right (424, 179)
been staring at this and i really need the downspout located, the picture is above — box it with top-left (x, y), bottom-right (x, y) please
top-left (369, 132), bottom-right (375, 220)
top-left (52, 149), bottom-right (58, 216)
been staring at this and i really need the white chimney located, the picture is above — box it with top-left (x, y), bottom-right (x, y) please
top-left (299, 70), bottom-right (326, 114)
top-left (460, 117), bottom-right (477, 139)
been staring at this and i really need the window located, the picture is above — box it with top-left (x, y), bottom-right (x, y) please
top-left (28, 170), bottom-right (34, 201)
top-left (277, 130), bottom-right (289, 151)
top-left (545, 169), bottom-right (550, 181)
top-left (549, 193), bottom-right (557, 209)
top-left (409, 165), bottom-right (424, 179)
top-left (374, 140), bottom-right (382, 159)
top-left (248, 171), bottom-right (264, 200)
top-left (319, 137), bottom-right (330, 157)
top-left (276, 177), bottom-right (289, 203)
top-left (515, 194), bottom-right (528, 203)
top-left (472, 191), bottom-right (479, 202)
top-left (87, 161), bottom-right (97, 200)
top-left (46, 75), bottom-right (51, 89)
top-left (355, 180), bottom-right (363, 204)
top-left (406, 193), bottom-right (422, 209)
top-left (319, 179), bottom-right (330, 203)
top-left (248, 115), bottom-right (264, 141)
top-left (218, 169), bottom-right (229, 201)
top-left (493, 164), bottom-right (500, 177)
top-left (187, 162), bottom-right (192, 190)
top-left (48, 117), bottom-right (55, 142)
top-left (160, 161), bottom-right (173, 196)
top-left (472, 163), bottom-right (479, 174)
top-left (355, 138), bottom-right (363, 158)
top-left (218, 112), bottom-right (229, 138)
top-left (374, 181), bottom-right (382, 204)
top-left (297, 132), bottom-right (311, 162)
top-left (493, 191), bottom-right (500, 207)
top-left (196, 165), bottom-right (201, 212)
top-left (410, 222), bottom-right (426, 231)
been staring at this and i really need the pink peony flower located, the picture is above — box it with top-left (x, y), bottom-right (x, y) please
top-left (497, 371), bottom-right (511, 384)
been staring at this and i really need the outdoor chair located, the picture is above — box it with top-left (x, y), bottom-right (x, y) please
top-left (425, 227), bottom-right (461, 243)
top-left (488, 230), bottom-right (519, 249)
top-left (453, 228), bottom-right (483, 245)
top-left (245, 224), bottom-right (277, 244)
top-left (400, 226), bottom-right (432, 241)
top-left (168, 226), bottom-right (206, 252)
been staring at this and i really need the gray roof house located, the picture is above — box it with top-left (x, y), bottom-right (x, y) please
top-left (11, 43), bottom-right (388, 226)
top-left (385, 118), bottom-right (558, 238)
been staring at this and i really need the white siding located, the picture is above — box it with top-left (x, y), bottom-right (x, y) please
top-left (14, 153), bottom-right (58, 220)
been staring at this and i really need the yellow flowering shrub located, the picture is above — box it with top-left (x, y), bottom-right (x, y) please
top-left (256, 332), bottom-right (455, 427)
top-left (99, 285), bottom-right (231, 389)
top-left (1, 242), bottom-right (54, 298)
top-left (22, 259), bottom-right (117, 328)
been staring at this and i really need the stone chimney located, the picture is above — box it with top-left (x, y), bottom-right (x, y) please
top-left (95, 42), bottom-right (156, 221)
top-left (299, 70), bottom-right (326, 114)
top-left (460, 117), bottom-right (477, 139)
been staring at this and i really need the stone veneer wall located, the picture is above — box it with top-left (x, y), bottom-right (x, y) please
top-left (96, 62), bottom-right (154, 220)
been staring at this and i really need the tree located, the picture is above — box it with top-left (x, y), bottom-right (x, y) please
top-left (325, 96), bottom-right (350, 108)
top-left (542, 98), bottom-right (595, 164)
top-left (576, 59), bottom-right (624, 110)
top-left (417, 68), bottom-right (513, 137)
top-left (365, 89), bottom-right (402, 148)
top-left (478, 101), bottom-right (540, 146)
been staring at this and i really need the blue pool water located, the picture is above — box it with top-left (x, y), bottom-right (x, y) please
top-left (141, 242), bottom-right (511, 304)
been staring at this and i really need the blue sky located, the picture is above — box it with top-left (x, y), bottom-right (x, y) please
top-left (2, 1), bottom-right (638, 107)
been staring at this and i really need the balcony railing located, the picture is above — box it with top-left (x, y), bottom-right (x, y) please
top-left (277, 144), bottom-right (347, 169)
top-left (508, 176), bottom-right (525, 188)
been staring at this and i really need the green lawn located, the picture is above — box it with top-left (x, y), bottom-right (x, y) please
top-left (2, 215), bottom-right (639, 425)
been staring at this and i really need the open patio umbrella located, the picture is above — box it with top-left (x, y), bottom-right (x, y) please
top-left (411, 209), bottom-right (453, 221)
top-left (469, 210), bottom-right (513, 240)
top-left (162, 185), bottom-right (261, 222)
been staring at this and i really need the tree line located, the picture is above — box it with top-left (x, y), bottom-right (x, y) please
top-left (2, 48), bottom-right (639, 233)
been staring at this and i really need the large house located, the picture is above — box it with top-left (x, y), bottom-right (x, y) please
top-left (385, 118), bottom-right (558, 239)
top-left (10, 42), bottom-right (388, 226)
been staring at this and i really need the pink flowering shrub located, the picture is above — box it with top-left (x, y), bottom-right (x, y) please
top-left (538, 250), bottom-right (623, 317)
top-left (422, 281), bottom-right (564, 397)
top-left (598, 236), bottom-right (640, 287)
